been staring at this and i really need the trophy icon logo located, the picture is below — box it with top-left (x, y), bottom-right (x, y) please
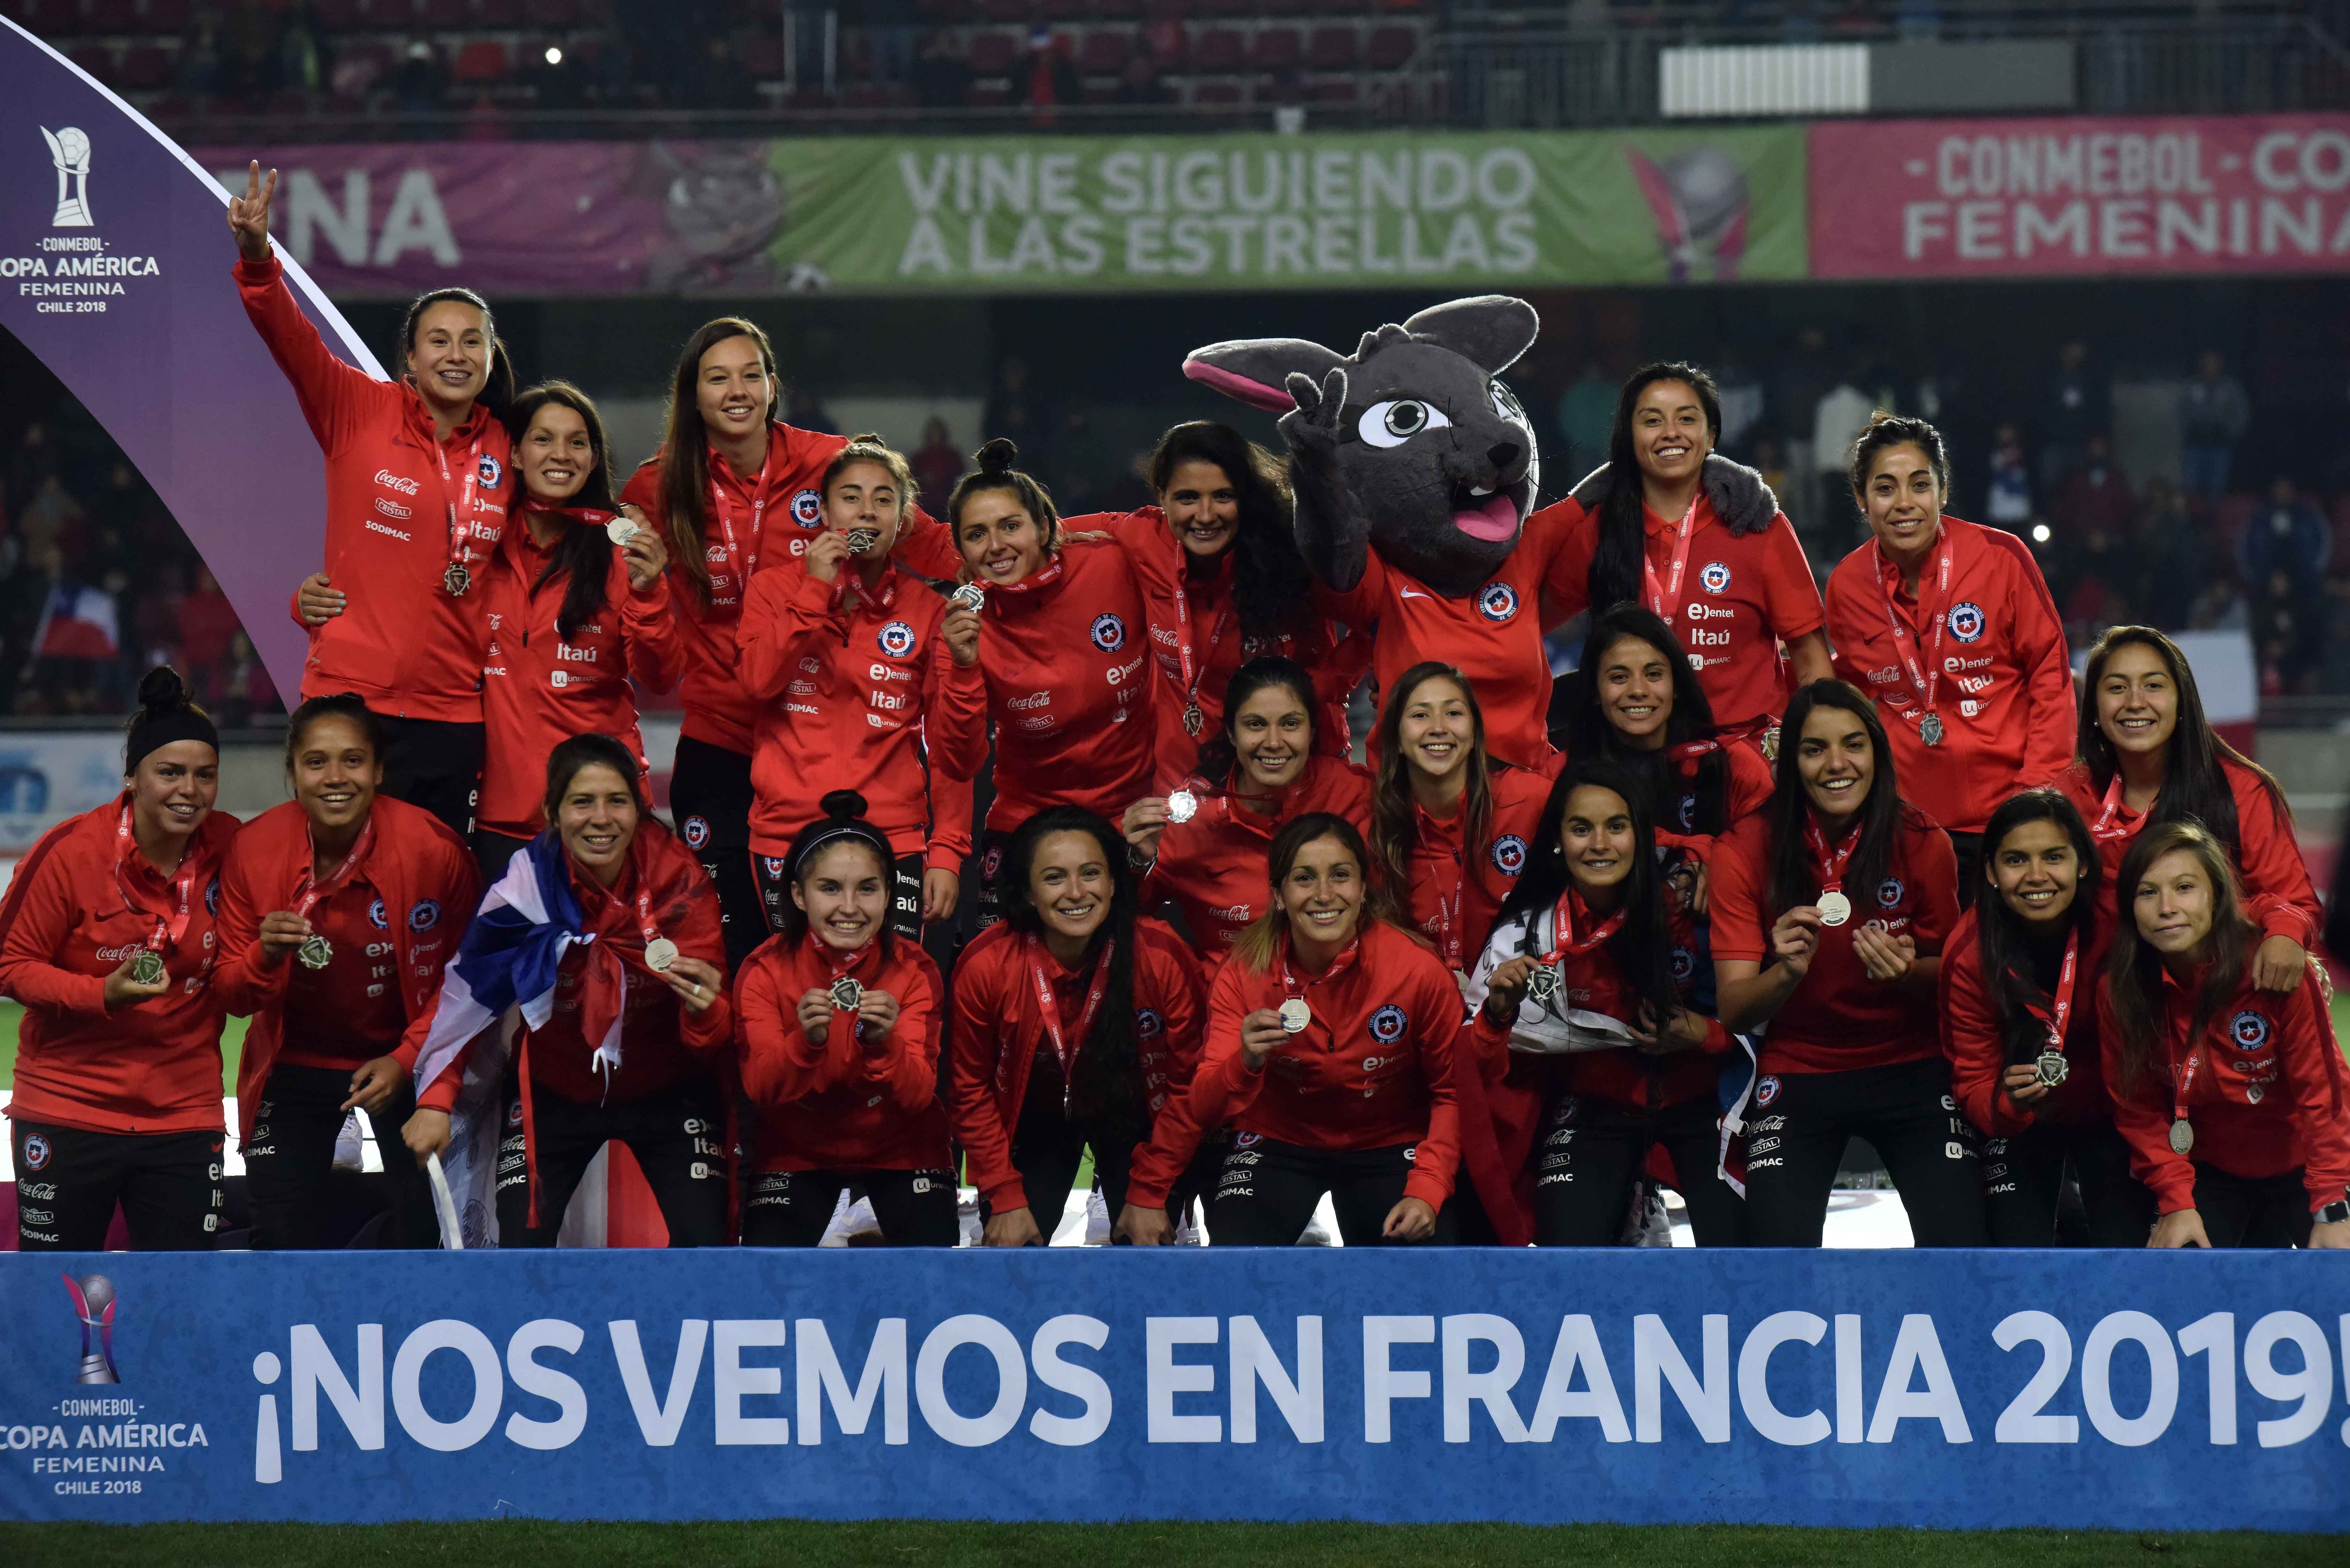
top-left (42, 126), bottom-right (94, 228)
top-left (62, 1272), bottom-right (119, 1384)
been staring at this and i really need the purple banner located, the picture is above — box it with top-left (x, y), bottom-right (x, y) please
top-left (1, 21), bottom-right (373, 702)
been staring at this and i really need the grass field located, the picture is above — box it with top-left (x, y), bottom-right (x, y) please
top-left (0, 1521), bottom-right (2338, 1568)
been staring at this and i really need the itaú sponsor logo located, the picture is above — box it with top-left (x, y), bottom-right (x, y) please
top-left (373, 470), bottom-right (420, 495)
top-left (364, 519), bottom-right (412, 542)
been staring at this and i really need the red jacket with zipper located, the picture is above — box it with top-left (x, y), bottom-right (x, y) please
top-left (237, 255), bottom-right (508, 722)
top-left (1939, 905), bottom-right (2112, 1139)
top-left (1142, 755), bottom-right (1373, 961)
top-left (1397, 762), bottom-right (1554, 973)
top-left (947, 917), bottom-right (1207, 1213)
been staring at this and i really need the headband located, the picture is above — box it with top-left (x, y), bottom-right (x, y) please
top-left (792, 819), bottom-right (893, 879)
top-left (125, 706), bottom-right (218, 775)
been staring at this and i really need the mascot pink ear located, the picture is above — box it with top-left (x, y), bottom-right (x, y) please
top-left (1183, 336), bottom-right (1350, 413)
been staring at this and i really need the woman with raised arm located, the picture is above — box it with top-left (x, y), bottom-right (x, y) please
top-left (0, 669), bottom-right (239, 1250)
top-left (735, 437), bottom-right (986, 941)
top-left (230, 163), bottom-right (513, 839)
top-left (732, 791), bottom-right (958, 1246)
top-left (474, 382), bottom-right (679, 882)
top-left (214, 695), bottom-right (480, 1248)
top-left (1709, 680), bottom-right (1983, 1247)
top-left (2100, 822), bottom-right (2350, 1248)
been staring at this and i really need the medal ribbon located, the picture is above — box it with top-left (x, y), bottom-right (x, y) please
top-left (1026, 935), bottom-right (1117, 1109)
top-left (983, 554), bottom-right (1067, 598)
top-left (1803, 815), bottom-right (1861, 898)
top-left (430, 429), bottom-right (487, 587)
top-left (2169, 1032), bottom-right (2205, 1136)
top-left (1874, 531), bottom-right (1952, 737)
top-left (1169, 576), bottom-right (1233, 727)
top-left (292, 816), bottom-right (376, 924)
top-left (2091, 772), bottom-right (2136, 843)
top-left (1277, 933), bottom-right (1362, 1038)
top-left (632, 886), bottom-right (665, 956)
top-left (1536, 886), bottom-right (1627, 966)
top-left (113, 799), bottom-right (198, 955)
top-left (2017, 928), bottom-right (2080, 1057)
top-left (1641, 495), bottom-right (1701, 628)
top-left (706, 438), bottom-right (778, 614)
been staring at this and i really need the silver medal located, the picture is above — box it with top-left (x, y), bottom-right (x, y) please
top-left (1817, 890), bottom-right (1853, 927)
top-left (1165, 789), bottom-right (1198, 825)
top-left (297, 933), bottom-right (334, 970)
top-left (129, 949), bottom-right (166, 986)
top-left (844, 528), bottom-right (878, 554)
top-left (1919, 711), bottom-right (1945, 747)
top-left (2033, 1050), bottom-right (2068, 1088)
top-left (1525, 965), bottom-right (1560, 1007)
top-left (605, 516), bottom-right (639, 546)
top-left (830, 975), bottom-right (863, 1011)
top-left (1182, 702), bottom-right (1204, 737)
top-left (645, 937), bottom-right (680, 973)
top-left (949, 581), bottom-right (987, 613)
top-left (443, 560), bottom-right (471, 597)
top-left (1277, 998), bottom-right (1311, 1034)
top-left (2168, 1118), bottom-right (2194, 1155)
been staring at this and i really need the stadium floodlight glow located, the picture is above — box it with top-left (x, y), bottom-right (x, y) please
top-left (2031, 523), bottom-right (2051, 543)
top-left (545, 46), bottom-right (562, 64)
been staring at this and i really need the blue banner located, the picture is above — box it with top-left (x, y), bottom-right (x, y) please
top-left (1, 1249), bottom-right (2345, 1530)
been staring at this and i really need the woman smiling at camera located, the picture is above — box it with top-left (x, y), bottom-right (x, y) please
top-left (2099, 822), bottom-right (2350, 1249)
top-left (1124, 814), bottom-right (1461, 1246)
top-left (1709, 681), bottom-right (1982, 1248)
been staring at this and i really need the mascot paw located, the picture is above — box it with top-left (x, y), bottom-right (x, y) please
top-left (1277, 368), bottom-right (1350, 463)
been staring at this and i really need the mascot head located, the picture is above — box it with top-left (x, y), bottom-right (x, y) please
top-left (1183, 296), bottom-right (1541, 597)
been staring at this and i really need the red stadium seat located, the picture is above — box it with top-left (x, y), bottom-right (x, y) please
top-left (1365, 23), bottom-right (1415, 68)
top-left (69, 44), bottom-right (116, 82)
top-left (1078, 28), bottom-right (1129, 75)
top-left (968, 80), bottom-right (1010, 106)
top-left (1306, 25), bottom-right (1358, 69)
top-left (739, 32), bottom-right (782, 77)
top-left (86, 0), bottom-right (137, 33)
top-left (1191, 27), bottom-right (1242, 71)
top-left (1308, 74), bottom-right (1359, 103)
top-left (451, 37), bottom-right (507, 82)
top-left (968, 28), bottom-right (1017, 75)
top-left (140, 0), bottom-right (188, 32)
top-left (1249, 26), bottom-right (1300, 71)
top-left (118, 41), bottom-right (172, 86)
top-left (1190, 79), bottom-right (1244, 104)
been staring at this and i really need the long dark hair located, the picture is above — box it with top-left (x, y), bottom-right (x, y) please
top-left (1495, 757), bottom-right (1680, 1027)
top-left (656, 317), bottom-right (779, 608)
top-left (1765, 681), bottom-right (1904, 919)
top-left (398, 286), bottom-right (514, 419)
top-left (1974, 788), bottom-right (2101, 1067)
top-left (2103, 820), bottom-right (2256, 1093)
top-left (948, 437), bottom-right (1062, 553)
top-left (1368, 662), bottom-right (1492, 894)
top-left (998, 807), bottom-right (1147, 1137)
top-left (1560, 601), bottom-right (1728, 835)
top-left (1230, 812), bottom-right (1407, 972)
top-left (770, 789), bottom-right (898, 953)
top-left (1584, 361), bottom-right (1721, 615)
top-left (1147, 420), bottom-right (1311, 641)
top-left (2078, 625), bottom-right (2287, 859)
top-left (507, 381), bottom-right (621, 640)
top-left (1196, 656), bottom-right (1318, 790)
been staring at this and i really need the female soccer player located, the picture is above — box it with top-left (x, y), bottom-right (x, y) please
top-left (404, 735), bottom-right (732, 1246)
top-left (1124, 814), bottom-right (1461, 1246)
top-left (1465, 759), bottom-right (1744, 1246)
top-left (736, 437), bottom-right (986, 940)
top-left (475, 382), bottom-right (679, 880)
top-left (1940, 788), bottom-right (2153, 1246)
top-left (2060, 626), bottom-right (2319, 994)
top-left (231, 163), bottom-right (512, 839)
top-left (1709, 681), bottom-right (1983, 1247)
top-left (1365, 662), bottom-right (1552, 982)
top-left (1826, 414), bottom-right (2073, 893)
top-left (1122, 658), bottom-right (1371, 961)
top-left (733, 791), bottom-right (957, 1246)
top-left (950, 807), bottom-right (1206, 1246)
top-left (955, 439), bottom-right (1156, 924)
top-left (2100, 822), bottom-right (2350, 1248)
top-left (1547, 362), bottom-right (1831, 739)
top-left (214, 695), bottom-right (481, 1248)
top-left (615, 319), bottom-right (961, 968)
top-left (0, 668), bottom-right (239, 1250)
top-left (1077, 421), bottom-right (1366, 788)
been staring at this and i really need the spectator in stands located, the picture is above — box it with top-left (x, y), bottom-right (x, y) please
top-left (2041, 339), bottom-right (2106, 491)
top-left (699, 37), bottom-right (757, 113)
top-left (2238, 473), bottom-right (2331, 589)
top-left (389, 41), bottom-right (447, 115)
top-left (277, 0), bottom-right (322, 95)
top-left (2179, 349), bottom-right (2249, 510)
top-left (1114, 52), bottom-right (1170, 106)
top-left (211, 629), bottom-right (281, 725)
top-left (2052, 434), bottom-right (2133, 542)
top-left (1020, 27), bottom-right (1079, 124)
top-left (2187, 576), bottom-right (2249, 633)
top-left (1809, 358), bottom-right (1875, 545)
top-left (176, 566), bottom-right (239, 692)
top-left (1984, 421), bottom-right (2032, 531)
top-left (2132, 478), bottom-right (2201, 630)
top-left (863, 0), bottom-right (918, 85)
top-left (909, 417), bottom-right (964, 519)
top-left (911, 32), bottom-right (971, 110)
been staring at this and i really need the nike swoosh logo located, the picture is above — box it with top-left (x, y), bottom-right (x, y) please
top-left (1399, 589), bottom-right (1429, 600)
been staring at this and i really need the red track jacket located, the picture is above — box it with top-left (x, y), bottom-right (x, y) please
top-left (1938, 907), bottom-right (2112, 1139)
top-left (1396, 763), bottom-right (1555, 972)
top-left (1141, 755), bottom-right (1373, 961)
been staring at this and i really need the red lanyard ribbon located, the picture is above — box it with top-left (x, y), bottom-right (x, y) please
top-left (707, 442), bottom-right (777, 613)
top-left (2170, 1034), bottom-right (2205, 1128)
top-left (1874, 533), bottom-right (1952, 733)
top-left (1277, 934), bottom-right (1361, 1035)
top-left (2019, 928), bottom-right (2080, 1056)
top-left (2091, 773), bottom-right (2136, 843)
top-left (1026, 936), bottom-right (1116, 1104)
top-left (1537, 886), bottom-right (1626, 965)
top-left (113, 800), bottom-right (198, 954)
top-left (1170, 579), bottom-right (1233, 727)
top-left (986, 554), bottom-right (1066, 598)
top-left (1804, 815), bottom-right (1860, 897)
top-left (293, 817), bottom-right (375, 922)
top-left (1642, 496), bottom-right (1700, 628)
top-left (431, 430), bottom-right (487, 584)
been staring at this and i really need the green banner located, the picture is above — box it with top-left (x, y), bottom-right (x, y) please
top-left (765, 127), bottom-right (1806, 292)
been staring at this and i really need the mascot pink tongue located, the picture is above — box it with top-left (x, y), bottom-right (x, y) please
top-left (1454, 491), bottom-right (1521, 541)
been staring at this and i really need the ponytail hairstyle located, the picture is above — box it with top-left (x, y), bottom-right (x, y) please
top-left (398, 286), bottom-right (514, 421)
top-left (656, 317), bottom-right (780, 608)
top-left (1764, 680), bottom-right (1903, 920)
top-left (997, 806), bottom-right (1147, 1138)
top-left (542, 732), bottom-right (645, 822)
top-left (1146, 420), bottom-right (1311, 640)
top-left (282, 692), bottom-right (386, 775)
top-left (1974, 788), bottom-right (2101, 1067)
top-left (1560, 601), bottom-right (1727, 835)
top-left (2078, 624), bottom-right (2288, 862)
top-left (1368, 662), bottom-right (1492, 893)
top-left (822, 434), bottom-right (916, 525)
top-left (948, 438), bottom-right (1061, 552)
top-left (1847, 410), bottom-right (1950, 500)
top-left (1494, 757), bottom-right (1681, 1028)
top-left (1196, 656), bottom-right (1319, 791)
top-left (770, 789), bottom-right (897, 952)
top-left (1584, 361), bottom-right (1721, 615)
top-left (506, 380), bottom-right (621, 641)
top-left (123, 664), bottom-right (218, 776)
top-left (1230, 812), bottom-right (1406, 972)
top-left (2102, 820), bottom-right (2255, 1093)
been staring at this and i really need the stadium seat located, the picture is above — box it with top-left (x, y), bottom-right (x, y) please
top-left (1140, 19), bottom-right (1184, 65)
top-left (968, 80), bottom-right (1011, 106)
top-left (476, 0), bottom-right (523, 26)
top-left (452, 37), bottom-right (507, 82)
top-left (1250, 26), bottom-right (1301, 71)
top-left (1365, 23), bottom-right (1415, 68)
top-left (118, 41), bottom-right (172, 86)
top-left (86, 0), bottom-right (136, 34)
top-left (415, 0), bottom-right (474, 30)
top-left (1306, 24), bottom-right (1358, 69)
top-left (1078, 28), bottom-right (1129, 75)
top-left (313, 0), bottom-right (367, 31)
top-left (0, 0), bottom-right (42, 29)
top-left (1308, 73), bottom-right (1359, 103)
top-left (740, 32), bottom-right (782, 77)
top-left (69, 43), bottom-right (115, 81)
top-left (140, 0), bottom-right (188, 33)
top-left (1191, 27), bottom-right (1242, 71)
top-left (523, 0), bottom-right (577, 25)
top-left (1094, 0), bottom-right (1145, 17)
top-left (1041, 0), bottom-right (1086, 18)
top-left (968, 28), bottom-right (1017, 75)
top-left (1200, 0), bottom-right (1250, 16)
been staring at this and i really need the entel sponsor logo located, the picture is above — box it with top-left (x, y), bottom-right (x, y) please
top-left (373, 470), bottom-right (420, 495)
top-left (1107, 655), bottom-right (1146, 685)
top-left (1943, 655), bottom-right (1992, 672)
top-left (1684, 601), bottom-right (1737, 621)
top-left (364, 520), bottom-right (412, 542)
top-left (870, 663), bottom-right (915, 682)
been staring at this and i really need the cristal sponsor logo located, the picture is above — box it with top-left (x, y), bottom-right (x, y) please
top-left (788, 681), bottom-right (817, 696)
top-left (364, 520), bottom-right (413, 542)
top-left (1016, 715), bottom-right (1054, 731)
top-left (372, 496), bottom-right (413, 519)
top-left (374, 470), bottom-right (420, 495)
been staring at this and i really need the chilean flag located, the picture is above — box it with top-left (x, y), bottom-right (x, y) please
top-left (30, 581), bottom-right (118, 660)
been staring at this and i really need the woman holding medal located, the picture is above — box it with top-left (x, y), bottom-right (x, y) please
top-left (1826, 414), bottom-right (2074, 897)
top-left (1124, 814), bottom-right (1462, 1246)
top-left (954, 440), bottom-right (1158, 927)
top-left (475, 383), bottom-right (680, 882)
top-left (214, 695), bottom-right (481, 1249)
top-left (1939, 788), bottom-right (2154, 1246)
top-left (734, 791), bottom-right (958, 1246)
top-left (951, 808), bottom-right (1206, 1246)
top-left (736, 437), bottom-right (986, 941)
top-left (1709, 680), bottom-right (1983, 1247)
top-left (1366, 662), bottom-right (1552, 984)
top-left (1122, 658), bottom-right (1372, 962)
top-left (404, 735), bottom-right (733, 1247)
top-left (0, 668), bottom-right (239, 1251)
top-left (230, 164), bottom-right (513, 841)
top-left (2099, 822), bottom-right (2350, 1248)
top-left (1461, 758), bottom-right (1744, 1247)
top-left (2059, 626), bottom-right (2319, 995)
top-left (616, 320), bottom-right (963, 970)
